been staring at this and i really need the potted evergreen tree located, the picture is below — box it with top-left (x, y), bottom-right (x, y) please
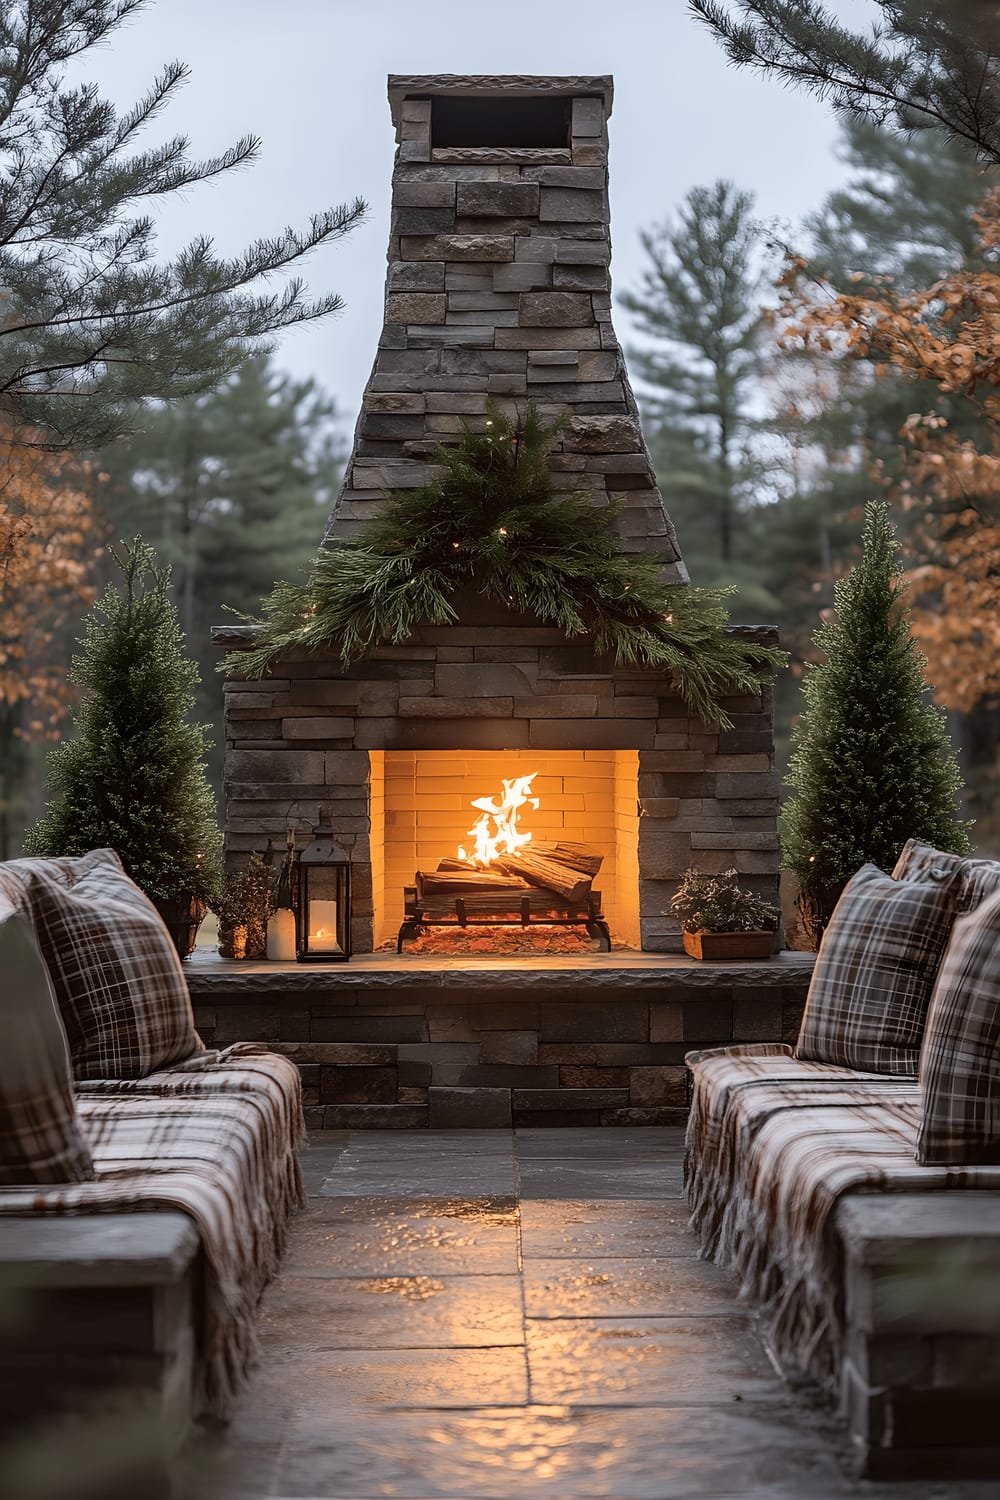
top-left (26, 539), bottom-right (222, 955)
top-left (781, 501), bottom-right (971, 947)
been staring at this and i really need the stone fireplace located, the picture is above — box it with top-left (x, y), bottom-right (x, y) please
top-left (216, 73), bottom-right (780, 955)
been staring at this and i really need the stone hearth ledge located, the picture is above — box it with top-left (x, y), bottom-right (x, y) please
top-left (185, 948), bottom-right (814, 994)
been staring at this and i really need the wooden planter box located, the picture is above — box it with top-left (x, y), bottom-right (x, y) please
top-left (682, 929), bottom-right (774, 961)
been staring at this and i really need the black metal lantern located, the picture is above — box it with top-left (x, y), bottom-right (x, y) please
top-left (296, 809), bottom-right (352, 962)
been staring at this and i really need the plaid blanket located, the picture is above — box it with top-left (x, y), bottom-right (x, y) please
top-left (0, 1049), bottom-right (305, 1420)
top-left (685, 1046), bottom-right (1000, 1391)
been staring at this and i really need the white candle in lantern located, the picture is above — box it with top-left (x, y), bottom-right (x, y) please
top-left (308, 899), bottom-right (341, 952)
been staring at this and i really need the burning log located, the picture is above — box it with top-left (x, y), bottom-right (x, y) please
top-left (498, 851), bottom-right (593, 904)
top-left (530, 841), bottom-right (604, 877)
top-left (416, 870), bottom-right (528, 898)
top-left (398, 881), bottom-right (612, 952)
top-left (414, 774), bottom-right (603, 908)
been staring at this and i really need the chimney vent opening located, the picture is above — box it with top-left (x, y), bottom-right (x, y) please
top-left (430, 94), bottom-right (572, 149)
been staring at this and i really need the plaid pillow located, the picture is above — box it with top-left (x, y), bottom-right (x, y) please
top-left (9, 849), bottom-right (204, 1081)
top-left (795, 863), bottom-right (958, 1074)
top-left (917, 885), bottom-right (1000, 1165)
top-left (0, 900), bottom-right (95, 1184)
top-left (893, 838), bottom-right (1000, 913)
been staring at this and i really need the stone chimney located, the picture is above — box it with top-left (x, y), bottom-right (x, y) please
top-left (217, 75), bottom-right (780, 958)
top-left (325, 73), bottom-right (687, 581)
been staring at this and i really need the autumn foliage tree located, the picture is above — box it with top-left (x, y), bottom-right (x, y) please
top-left (0, 445), bottom-right (101, 853)
top-left (777, 189), bottom-right (1000, 714)
top-left (0, 450), bottom-right (99, 731)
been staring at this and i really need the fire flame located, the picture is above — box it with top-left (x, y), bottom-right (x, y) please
top-left (458, 773), bottom-right (539, 867)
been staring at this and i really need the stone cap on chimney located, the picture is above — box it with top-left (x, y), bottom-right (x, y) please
top-left (387, 74), bottom-right (614, 129)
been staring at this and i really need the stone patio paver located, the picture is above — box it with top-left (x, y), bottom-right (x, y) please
top-left (518, 1156), bottom-right (684, 1199)
top-left (258, 1272), bottom-right (525, 1350)
top-left (204, 1127), bottom-right (997, 1500)
top-left (521, 1255), bottom-right (743, 1318)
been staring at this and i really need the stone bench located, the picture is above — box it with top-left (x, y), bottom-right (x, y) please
top-left (836, 1191), bottom-right (1000, 1479)
top-left (684, 1046), bottom-right (1000, 1479)
top-left (0, 1213), bottom-right (200, 1465)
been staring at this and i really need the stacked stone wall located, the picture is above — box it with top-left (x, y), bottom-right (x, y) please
top-left (218, 619), bottom-right (780, 954)
top-left (326, 74), bottom-right (686, 578)
top-left (188, 958), bottom-right (812, 1128)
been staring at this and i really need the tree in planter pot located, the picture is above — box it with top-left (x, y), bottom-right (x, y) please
top-left (25, 539), bottom-right (222, 954)
top-left (781, 501), bottom-right (971, 947)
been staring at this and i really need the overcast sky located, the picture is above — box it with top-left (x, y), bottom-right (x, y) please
top-left (83, 0), bottom-right (875, 424)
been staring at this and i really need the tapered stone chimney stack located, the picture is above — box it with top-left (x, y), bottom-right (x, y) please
top-left (217, 74), bottom-right (780, 959)
top-left (325, 73), bottom-right (687, 579)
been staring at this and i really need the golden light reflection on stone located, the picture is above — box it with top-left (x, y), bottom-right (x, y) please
top-left (357, 1220), bottom-right (482, 1254)
top-left (533, 1268), bottom-right (617, 1312)
top-left (413, 1196), bottom-right (519, 1227)
top-left (413, 1407), bottom-right (630, 1482)
top-left (359, 1275), bottom-right (445, 1301)
top-left (377, 1229), bottom-right (477, 1250)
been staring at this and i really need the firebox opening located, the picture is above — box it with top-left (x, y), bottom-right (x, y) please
top-left (369, 749), bottom-right (640, 951)
top-left (430, 95), bottom-right (571, 149)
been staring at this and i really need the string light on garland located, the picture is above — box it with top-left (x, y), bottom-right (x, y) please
top-left (224, 401), bottom-right (785, 728)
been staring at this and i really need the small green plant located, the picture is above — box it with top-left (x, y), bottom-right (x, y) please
top-left (670, 866), bottom-right (779, 933)
top-left (213, 852), bottom-right (274, 959)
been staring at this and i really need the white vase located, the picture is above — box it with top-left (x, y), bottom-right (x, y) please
top-left (266, 908), bottom-right (297, 961)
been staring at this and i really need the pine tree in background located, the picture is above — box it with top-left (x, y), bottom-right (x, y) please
top-left (690, 0), bottom-right (1000, 166)
top-left (620, 180), bottom-right (766, 565)
top-left (194, 361), bottom-right (345, 638)
top-left (781, 501), bottom-right (970, 943)
top-left (25, 539), bottom-right (222, 904)
top-left (805, 120), bottom-right (993, 291)
top-left (0, 1), bottom-right (365, 451)
top-left (99, 354), bottom-right (346, 791)
top-left (785, 118), bottom-right (994, 530)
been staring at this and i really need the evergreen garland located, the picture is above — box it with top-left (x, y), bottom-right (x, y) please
top-left (781, 500), bottom-right (971, 896)
top-left (226, 403), bottom-right (785, 727)
top-left (26, 539), bottom-right (222, 902)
